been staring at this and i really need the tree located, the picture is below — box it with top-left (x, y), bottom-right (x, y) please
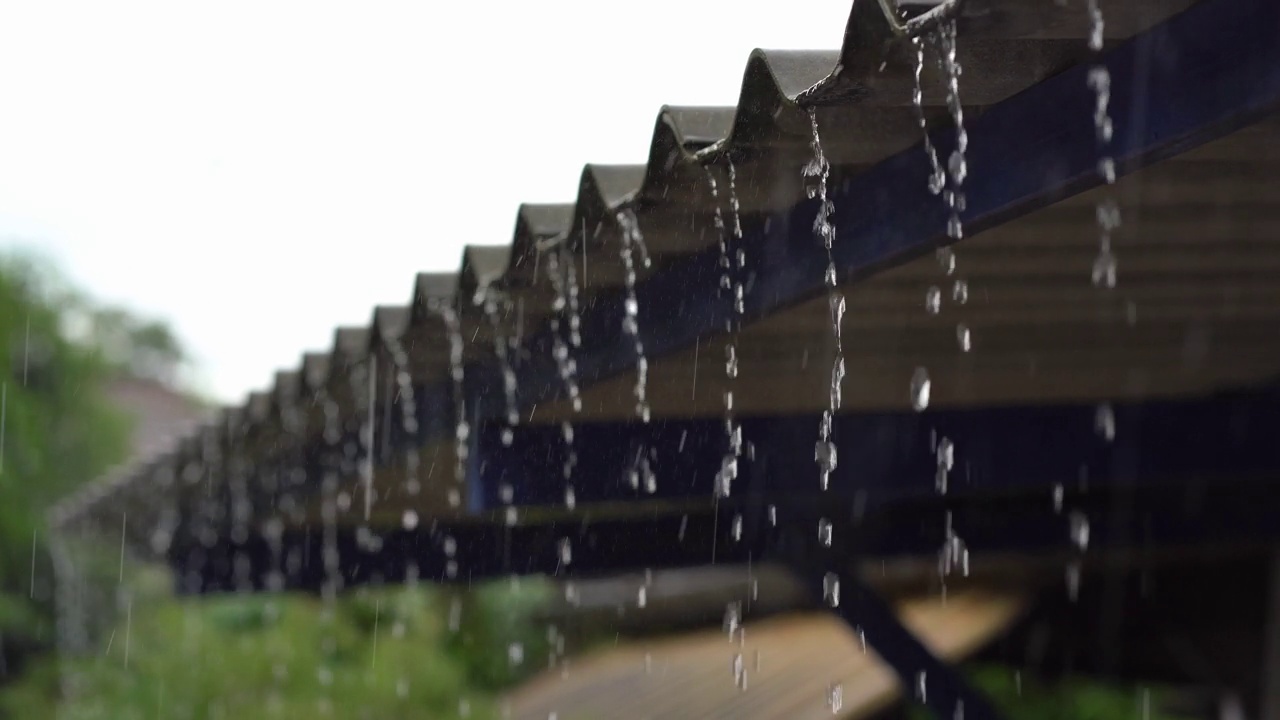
top-left (0, 253), bottom-right (142, 680)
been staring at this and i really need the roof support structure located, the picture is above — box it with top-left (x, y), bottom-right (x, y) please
top-left (170, 0), bottom-right (1280, 596)
top-left (470, 0), bottom-right (1280, 426)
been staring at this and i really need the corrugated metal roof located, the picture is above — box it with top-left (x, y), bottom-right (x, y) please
top-left (54, 0), bottom-right (1277, 556)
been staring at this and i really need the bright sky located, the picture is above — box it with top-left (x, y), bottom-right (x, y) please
top-left (0, 0), bottom-right (849, 402)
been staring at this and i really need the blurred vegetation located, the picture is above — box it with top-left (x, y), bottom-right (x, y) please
top-left (2, 566), bottom-right (554, 720)
top-left (905, 664), bottom-right (1194, 719)
top-left (0, 254), bottom-right (134, 677)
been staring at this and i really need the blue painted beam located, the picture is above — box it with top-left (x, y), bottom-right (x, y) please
top-left (473, 390), bottom-right (1280, 510)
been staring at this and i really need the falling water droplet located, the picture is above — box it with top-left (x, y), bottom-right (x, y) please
top-left (818, 518), bottom-right (833, 547)
top-left (815, 438), bottom-right (838, 490)
top-left (911, 36), bottom-right (946, 197)
top-left (952, 279), bottom-right (968, 304)
top-left (936, 437), bottom-right (955, 494)
top-left (956, 324), bottom-right (971, 352)
top-left (925, 286), bottom-right (942, 314)
top-left (1095, 403), bottom-right (1116, 442)
top-left (508, 642), bottom-right (525, 666)
top-left (822, 573), bottom-right (841, 607)
top-left (637, 586), bottom-right (647, 609)
top-left (731, 514), bottom-right (743, 542)
top-left (723, 602), bottom-right (741, 636)
top-left (1092, 249), bottom-right (1118, 288)
top-left (948, 149), bottom-right (967, 185)
top-left (1098, 157), bottom-right (1116, 184)
top-left (1087, 0), bottom-right (1106, 51)
top-left (827, 683), bottom-right (844, 715)
top-left (1070, 511), bottom-right (1091, 551)
top-left (936, 247), bottom-right (956, 275)
top-left (401, 509), bottom-right (419, 531)
top-left (911, 368), bottom-right (932, 412)
top-left (616, 209), bottom-right (652, 423)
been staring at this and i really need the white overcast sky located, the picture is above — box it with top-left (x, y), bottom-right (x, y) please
top-left (0, 0), bottom-right (849, 402)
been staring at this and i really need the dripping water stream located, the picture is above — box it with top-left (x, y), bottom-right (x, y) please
top-left (480, 289), bottom-right (520, 449)
top-left (805, 109), bottom-right (845, 496)
top-left (616, 208), bottom-right (653, 423)
top-left (705, 164), bottom-right (744, 500)
top-left (433, 301), bottom-right (469, 510)
top-left (707, 158), bottom-right (752, 690)
top-left (913, 19), bottom-right (974, 602)
top-left (545, 244), bottom-right (583, 513)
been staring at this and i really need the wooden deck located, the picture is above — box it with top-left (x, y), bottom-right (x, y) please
top-left (504, 590), bottom-right (1024, 720)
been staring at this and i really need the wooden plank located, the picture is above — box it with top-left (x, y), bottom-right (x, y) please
top-left (503, 590), bottom-right (1025, 720)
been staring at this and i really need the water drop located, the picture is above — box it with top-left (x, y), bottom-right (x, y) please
top-left (1092, 249), bottom-right (1117, 288)
top-left (910, 367), bottom-right (932, 412)
top-left (948, 149), bottom-right (967, 185)
top-left (1070, 511), bottom-right (1091, 551)
top-left (1098, 157), bottom-right (1116, 184)
top-left (818, 518), bottom-right (833, 547)
top-left (731, 514), bottom-right (743, 542)
top-left (952, 279), bottom-right (968, 304)
top-left (1095, 403), bottom-right (1116, 441)
top-left (723, 602), bottom-right (741, 636)
top-left (927, 170), bottom-right (945, 195)
top-left (815, 439), bottom-right (838, 490)
top-left (401, 509), bottom-right (419, 531)
top-left (508, 642), bottom-right (525, 666)
top-left (637, 586), bottom-right (647, 609)
top-left (956, 324), bottom-right (971, 352)
top-left (925, 286), bottom-right (942, 315)
top-left (823, 573), bottom-right (841, 607)
top-left (936, 247), bottom-right (956, 275)
top-left (827, 683), bottom-right (844, 714)
top-left (1096, 199), bottom-right (1122, 231)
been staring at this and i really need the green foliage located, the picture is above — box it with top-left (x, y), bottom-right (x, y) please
top-left (0, 254), bottom-right (133, 658)
top-left (0, 579), bottom-right (563, 719)
top-left (445, 577), bottom-right (555, 691)
top-left (906, 664), bottom-right (1193, 720)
